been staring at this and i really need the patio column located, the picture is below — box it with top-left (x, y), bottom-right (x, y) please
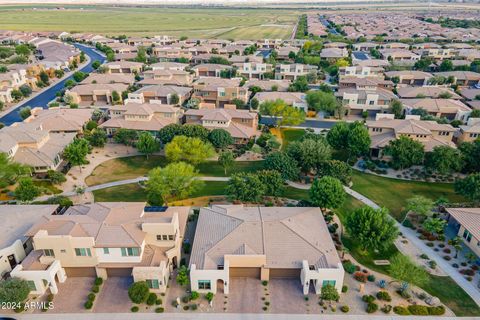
top-left (57, 268), bottom-right (67, 283)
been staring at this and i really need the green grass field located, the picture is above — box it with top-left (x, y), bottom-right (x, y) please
top-left (0, 6), bottom-right (298, 39)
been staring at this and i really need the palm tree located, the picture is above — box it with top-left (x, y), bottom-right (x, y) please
top-left (0, 153), bottom-right (31, 185)
top-left (465, 252), bottom-right (477, 264)
top-left (448, 237), bottom-right (463, 259)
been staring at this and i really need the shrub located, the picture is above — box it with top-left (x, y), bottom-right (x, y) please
top-left (94, 277), bottom-right (103, 286)
top-left (205, 292), bottom-right (214, 302)
top-left (47, 294), bottom-right (54, 302)
top-left (393, 306), bottom-right (410, 315)
top-left (156, 298), bottom-right (162, 305)
top-left (190, 304), bottom-right (198, 311)
top-left (426, 242), bottom-right (434, 247)
top-left (443, 255), bottom-right (451, 261)
top-left (147, 293), bottom-right (157, 306)
top-left (419, 254), bottom-right (429, 259)
top-left (155, 307), bottom-right (164, 313)
top-left (128, 282), bottom-right (150, 304)
top-left (190, 291), bottom-right (199, 300)
top-left (87, 293), bottom-right (95, 302)
top-left (341, 285), bottom-right (348, 293)
top-left (261, 280), bottom-right (268, 286)
top-left (84, 300), bottom-right (93, 309)
top-left (367, 274), bottom-right (376, 282)
top-left (340, 305), bottom-right (349, 313)
top-left (428, 305), bottom-right (445, 315)
top-left (92, 285), bottom-right (99, 293)
top-left (429, 260), bottom-right (437, 269)
top-left (408, 305), bottom-right (429, 315)
top-left (354, 271), bottom-right (368, 283)
top-left (343, 260), bottom-right (356, 274)
top-left (443, 248), bottom-right (451, 253)
top-left (381, 304), bottom-right (392, 313)
top-left (376, 291), bottom-right (392, 302)
top-left (131, 306), bottom-right (139, 312)
top-left (366, 302), bottom-right (378, 313)
top-left (402, 219), bottom-right (414, 228)
top-left (182, 295), bottom-right (190, 303)
top-left (396, 289), bottom-right (411, 299)
top-left (362, 295), bottom-right (375, 303)
top-left (452, 263), bottom-right (459, 268)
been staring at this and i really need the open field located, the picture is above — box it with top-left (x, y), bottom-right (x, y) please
top-left (0, 6), bottom-right (298, 39)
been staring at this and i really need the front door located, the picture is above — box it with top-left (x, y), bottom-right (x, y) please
top-left (7, 254), bottom-right (17, 269)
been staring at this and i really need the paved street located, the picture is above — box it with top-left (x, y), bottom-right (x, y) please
top-left (0, 43), bottom-right (105, 126)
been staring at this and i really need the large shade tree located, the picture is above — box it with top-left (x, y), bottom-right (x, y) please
top-left (63, 138), bottom-right (90, 172)
top-left (264, 151), bottom-right (300, 181)
top-left (455, 173), bottom-right (480, 202)
top-left (165, 136), bottom-right (215, 166)
top-left (387, 136), bottom-right (424, 170)
top-left (286, 138), bottom-right (331, 173)
top-left (259, 99), bottom-right (305, 127)
top-left (309, 176), bottom-right (346, 210)
top-left (226, 172), bottom-right (267, 203)
top-left (0, 278), bottom-right (30, 304)
top-left (136, 132), bottom-right (159, 159)
top-left (425, 146), bottom-right (462, 175)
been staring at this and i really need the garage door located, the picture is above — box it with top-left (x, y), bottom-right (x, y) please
top-left (106, 268), bottom-right (132, 277)
top-left (230, 267), bottom-right (260, 278)
top-left (64, 267), bottom-right (96, 277)
top-left (269, 268), bottom-right (301, 278)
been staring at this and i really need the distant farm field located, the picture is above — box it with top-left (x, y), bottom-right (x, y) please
top-left (0, 6), bottom-right (298, 39)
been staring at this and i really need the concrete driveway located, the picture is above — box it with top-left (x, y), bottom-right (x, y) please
top-left (47, 277), bottom-right (94, 313)
top-left (94, 277), bottom-right (133, 313)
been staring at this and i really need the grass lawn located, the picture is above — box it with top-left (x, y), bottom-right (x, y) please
top-left (85, 155), bottom-right (264, 186)
top-left (280, 128), bottom-right (306, 150)
top-left (32, 180), bottom-right (62, 195)
top-left (351, 171), bottom-right (465, 221)
top-left (0, 6), bottom-right (298, 39)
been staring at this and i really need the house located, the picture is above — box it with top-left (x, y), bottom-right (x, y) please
top-left (150, 62), bottom-right (188, 71)
top-left (191, 64), bottom-right (233, 78)
top-left (233, 62), bottom-right (273, 79)
top-left (396, 86), bottom-right (462, 100)
top-left (379, 49), bottom-right (420, 64)
top-left (0, 123), bottom-right (76, 173)
top-left (184, 106), bottom-right (258, 143)
top-left (400, 98), bottom-right (472, 121)
top-left (337, 86), bottom-right (397, 117)
top-left (320, 48), bottom-right (348, 61)
top-left (100, 102), bottom-right (183, 135)
top-left (104, 61), bottom-right (143, 74)
top-left (81, 73), bottom-right (135, 86)
top-left (446, 208), bottom-right (480, 258)
top-left (35, 40), bottom-right (80, 70)
top-left (275, 64), bottom-right (317, 81)
top-left (413, 47), bottom-right (455, 61)
top-left (0, 205), bottom-right (59, 278)
top-left (434, 71), bottom-right (480, 87)
top-left (457, 118), bottom-right (480, 143)
top-left (367, 115), bottom-right (456, 158)
top-left (277, 46), bottom-right (299, 60)
top-left (140, 69), bottom-right (193, 86)
top-left (66, 83), bottom-right (129, 107)
top-left (152, 47), bottom-right (192, 61)
top-left (23, 107), bottom-right (94, 134)
top-left (244, 79), bottom-right (290, 92)
top-left (352, 42), bottom-right (377, 52)
top-left (130, 85), bottom-right (192, 105)
top-left (192, 77), bottom-right (248, 108)
top-left (10, 203), bottom-right (190, 295)
top-left (338, 77), bottom-right (393, 90)
top-left (254, 91), bottom-right (308, 113)
top-left (338, 66), bottom-right (384, 79)
top-left (189, 205), bottom-right (344, 295)
top-left (385, 70), bottom-right (433, 86)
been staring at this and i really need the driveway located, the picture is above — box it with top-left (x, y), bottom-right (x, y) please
top-left (47, 277), bottom-right (94, 314)
top-left (94, 277), bottom-right (133, 313)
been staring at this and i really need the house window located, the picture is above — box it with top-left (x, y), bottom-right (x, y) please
top-left (60, 249), bottom-right (66, 253)
top-left (146, 279), bottom-right (160, 289)
top-left (322, 280), bottom-right (336, 287)
top-left (156, 235), bottom-right (162, 240)
top-left (27, 280), bottom-right (36, 291)
top-left (121, 247), bottom-right (140, 256)
top-left (372, 128), bottom-right (383, 132)
top-left (75, 248), bottom-right (92, 257)
top-left (470, 133), bottom-right (479, 138)
top-left (168, 235), bottom-right (174, 241)
top-left (103, 248), bottom-right (110, 254)
top-left (463, 229), bottom-right (473, 243)
top-left (198, 280), bottom-right (211, 290)
top-left (44, 249), bottom-right (55, 257)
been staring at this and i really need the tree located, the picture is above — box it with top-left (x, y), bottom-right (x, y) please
top-left (113, 128), bottom-right (138, 146)
top-left (165, 136), bottom-right (215, 165)
top-left (170, 93), bottom-right (179, 105)
top-left (63, 138), bottom-right (90, 172)
top-left (306, 90), bottom-right (338, 114)
top-left (448, 236), bottom-right (463, 259)
top-left (286, 138), bottom-right (331, 173)
top-left (259, 99), bottom-right (305, 127)
top-left (146, 162), bottom-right (203, 205)
top-left (250, 97), bottom-right (259, 110)
top-left (226, 172), bottom-right (266, 203)
top-left (39, 71), bottom-right (50, 85)
top-left (257, 169), bottom-right (285, 197)
top-left (54, 69), bottom-right (64, 78)
top-left (46, 170), bottom-right (66, 185)
top-left (128, 281), bottom-right (150, 304)
top-left (345, 206), bottom-right (398, 251)
top-left (19, 106), bottom-right (31, 120)
top-left (15, 44), bottom-right (31, 56)
top-left (389, 99), bottom-right (403, 119)
top-left (208, 129), bottom-right (234, 149)
top-left (425, 146), bottom-right (462, 175)
top-left (439, 59), bottom-right (453, 72)
top-left (317, 160), bottom-right (352, 185)
top-left (309, 176), bottom-right (346, 210)
top-left (346, 122), bottom-right (371, 159)
top-left (180, 124), bottom-right (210, 141)
top-left (326, 121), bottom-right (349, 150)
top-left (288, 76), bottom-right (309, 92)
top-left (176, 265), bottom-right (189, 286)
top-left (387, 136), bottom-right (424, 170)
top-left (405, 195), bottom-right (434, 220)
top-left (111, 90), bottom-right (121, 104)
top-left (19, 84), bottom-right (32, 97)
top-left (218, 151), bottom-right (235, 175)
top-left (264, 151), bottom-right (300, 181)
top-left (15, 177), bottom-right (40, 202)
top-left (459, 140), bottom-right (480, 173)
top-left (320, 284), bottom-right (339, 302)
top-left (422, 218), bottom-right (446, 236)
top-left (11, 89), bottom-right (22, 101)
top-left (0, 278), bottom-right (30, 304)
top-left (0, 153), bottom-right (30, 187)
top-left (388, 254), bottom-right (428, 289)
top-left (455, 173), bottom-right (480, 202)
top-left (136, 132), bottom-right (159, 159)
top-left (158, 123), bottom-right (183, 144)
top-left (91, 60), bottom-right (101, 69)
top-left (72, 71), bottom-right (87, 82)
